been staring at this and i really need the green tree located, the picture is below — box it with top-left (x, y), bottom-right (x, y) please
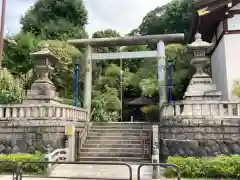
top-left (165, 44), bottom-right (194, 100)
top-left (3, 32), bottom-right (39, 76)
top-left (139, 0), bottom-right (192, 36)
top-left (91, 29), bottom-right (121, 85)
top-left (92, 29), bottom-right (121, 53)
top-left (0, 68), bottom-right (25, 104)
top-left (21, 0), bottom-right (88, 40)
top-left (232, 80), bottom-right (240, 98)
top-left (121, 45), bottom-right (150, 72)
top-left (36, 40), bottom-right (83, 98)
top-left (92, 64), bottom-right (123, 121)
top-left (127, 44), bottom-right (193, 100)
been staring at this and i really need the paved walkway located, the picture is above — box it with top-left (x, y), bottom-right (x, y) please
top-left (1, 163), bottom-right (165, 180)
top-left (50, 163), bottom-right (154, 179)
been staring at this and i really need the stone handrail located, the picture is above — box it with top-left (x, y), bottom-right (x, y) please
top-left (79, 122), bottom-right (92, 149)
top-left (0, 103), bottom-right (87, 121)
top-left (162, 101), bottom-right (240, 118)
top-left (77, 108), bottom-right (95, 159)
top-left (45, 148), bottom-right (68, 173)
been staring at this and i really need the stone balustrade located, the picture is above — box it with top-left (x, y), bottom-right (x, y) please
top-left (162, 101), bottom-right (240, 119)
top-left (0, 103), bottom-right (87, 121)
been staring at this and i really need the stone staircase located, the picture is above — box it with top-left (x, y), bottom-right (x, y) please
top-left (77, 122), bottom-right (152, 162)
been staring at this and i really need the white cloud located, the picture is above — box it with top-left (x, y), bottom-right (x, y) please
top-left (3, 0), bottom-right (36, 35)
top-left (1, 0), bottom-right (171, 36)
top-left (84, 0), bottom-right (171, 36)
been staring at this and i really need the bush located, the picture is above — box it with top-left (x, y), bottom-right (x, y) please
top-left (0, 152), bottom-right (45, 174)
top-left (0, 68), bottom-right (25, 104)
top-left (62, 98), bottom-right (81, 107)
top-left (141, 105), bottom-right (159, 122)
top-left (164, 155), bottom-right (240, 179)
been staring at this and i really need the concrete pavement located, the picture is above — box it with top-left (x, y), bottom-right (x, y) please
top-left (1, 163), bottom-right (166, 180)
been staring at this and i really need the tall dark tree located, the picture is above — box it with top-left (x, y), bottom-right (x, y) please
top-left (91, 29), bottom-right (121, 81)
top-left (3, 32), bottom-right (39, 76)
top-left (92, 29), bottom-right (121, 53)
top-left (21, 0), bottom-right (88, 40)
top-left (139, 0), bottom-right (193, 36)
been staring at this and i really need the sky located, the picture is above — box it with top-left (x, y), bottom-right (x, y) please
top-left (2, 0), bottom-right (171, 36)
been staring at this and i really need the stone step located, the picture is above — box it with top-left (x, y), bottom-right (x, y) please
top-left (92, 122), bottom-right (153, 127)
top-left (89, 129), bottom-right (151, 134)
top-left (87, 136), bottom-right (143, 141)
top-left (84, 139), bottom-right (142, 144)
top-left (83, 143), bottom-right (142, 148)
top-left (79, 152), bottom-right (144, 157)
top-left (80, 147), bottom-right (143, 153)
top-left (77, 156), bottom-right (149, 162)
top-left (88, 132), bottom-right (149, 137)
top-left (91, 125), bottom-right (152, 129)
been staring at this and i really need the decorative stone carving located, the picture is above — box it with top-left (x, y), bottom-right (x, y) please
top-left (24, 43), bottom-right (61, 104)
top-left (182, 33), bottom-right (222, 116)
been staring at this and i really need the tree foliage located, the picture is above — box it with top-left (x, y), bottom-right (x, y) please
top-left (139, 0), bottom-right (192, 36)
top-left (91, 64), bottom-right (122, 121)
top-left (165, 44), bottom-right (194, 100)
top-left (3, 32), bottom-right (39, 76)
top-left (0, 68), bottom-right (25, 104)
top-left (232, 80), bottom-right (240, 98)
top-left (91, 29), bottom-right (122, 87)
top-left (37, 40), bottom-right (83, 97)
top-left (125, 44), bottom-right (193, 100)
top-left (21, 0), bottom-right (88, 40)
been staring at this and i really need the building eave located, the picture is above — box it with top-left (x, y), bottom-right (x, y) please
top-left (188, 0), bottom-right (237, 43)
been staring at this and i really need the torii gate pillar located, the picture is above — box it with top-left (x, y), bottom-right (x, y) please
top-left (83, 45), bottom-right (92, 120)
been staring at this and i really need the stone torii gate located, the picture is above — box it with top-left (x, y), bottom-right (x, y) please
top-left (68, 34), bottom-right (185, 120)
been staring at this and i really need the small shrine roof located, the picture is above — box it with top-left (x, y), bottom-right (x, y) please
top-left (127, 96), bottom-right (155, 106)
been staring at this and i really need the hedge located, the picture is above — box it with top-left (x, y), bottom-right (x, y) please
top-left (164, 155), bottom-right (240, 179)
top-left (0, 152), bottom-right (45, 174)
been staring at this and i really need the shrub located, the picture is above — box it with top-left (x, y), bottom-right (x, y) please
top-left (164, 155), bottom-right (240, 179)
top-left (0, 68), bottom-right (25, 104)
top-left (62, 98), bottom-right (81, 107)
top-left (0, 152), bottom-right (45, 174)
top-left (141, 105), bottom-right (159, 122)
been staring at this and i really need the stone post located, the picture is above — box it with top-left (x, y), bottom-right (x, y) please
top-left (152, 125), bottom-right (160, 179)
top-left (65, 124), bottom-right (76, 161)
top-left (45, 144), bottom-right (52, 174)
top-left (83, 45), bottom-right (92, 120)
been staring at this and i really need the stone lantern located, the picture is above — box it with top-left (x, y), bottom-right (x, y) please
top-left (24, 43), bottom-right (61, 104)
top-left (184, 33), bottom-right (221, 101)
top-left (182, 33), bottom-right (221, 116)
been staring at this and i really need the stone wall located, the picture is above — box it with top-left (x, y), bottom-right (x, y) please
top-left (0, 121), bottom-right (85, 154)
top-left (159, 118), bottom-right (240, 156)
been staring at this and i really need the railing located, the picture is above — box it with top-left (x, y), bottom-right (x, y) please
top-left (78, 122), bottom-right (92, 150)
top-left (0, 103), bottom-right (87, 121)
top-left (77, 108), bottom-right (95, 159)
top-left (141, 129), bottom-right (152, 159)
top-left (162, 101), bottom-right (240, 119)
top-left (45, 148), bottom-right (68, 172)
top-left (137, 163), bottom-right (181, 180)
top-left (17, 161), bottom-right (133, 180)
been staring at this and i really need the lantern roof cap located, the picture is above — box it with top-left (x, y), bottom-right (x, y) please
top-left (187, 33), bottom-right (213, 50)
